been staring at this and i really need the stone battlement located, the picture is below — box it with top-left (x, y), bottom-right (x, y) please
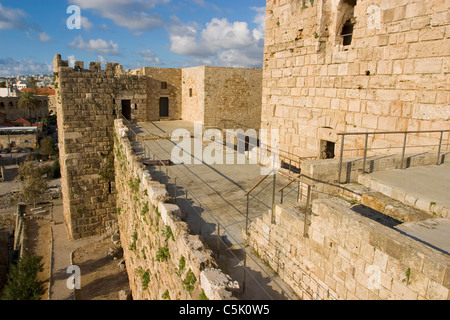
top-left (53, 54), bottom-right (125, 75)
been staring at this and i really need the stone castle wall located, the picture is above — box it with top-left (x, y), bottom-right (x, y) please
top-left (262, 0), bottom-right (450, 159)
top-left (114, 119), bottom-right (238, 300)
top-left (204, 66), bottom-right (263, 130)
top-left (181, 66), bottom-right (263, 130)
top-left (53, 54), bottom-right (146, 239)
top-left (54, 53), bottom-right (262, 240)
top-left (181, 66), bottom-right (207, 123)
top-left (247, 198), bottom-right (450, 300)
top-left (131, 67), bottom-right (182, 121)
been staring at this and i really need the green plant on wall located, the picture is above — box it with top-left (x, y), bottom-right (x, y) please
top-left (141, 269), bottom-right (151, 290)
top-left (129, 231), bottom-right (138, 251)
top-left (199, 290), bottom-right (209, 300)
top-left (141, 202), bottom-right (149, 215)
top-left (128, 177), bottom-right (141, 194)
top-left (162, 226), bottom-right (174, 242)
top-left (176, 256), bottom-right (186, 278)
top-left (156, 246), bottom-right (170, 262)
top-left (402, 268), bottom-right (412, 286)
top-left (162, 290), bottom-right (171, 300)
top-left (183, 269), bottom-right (197, 293)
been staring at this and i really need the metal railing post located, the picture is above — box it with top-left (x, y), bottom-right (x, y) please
top-left (362, 133), bottom-right (369, 174)
top-left (306, 185), bottom-right (312, 209)
top-left (243, 252), bottom-right (247, 294)
top-left (271, 173), bottom-right (276, 224)
top-left (401, 133), bottom-right (408, 169)
top-left (304, 185), bottom-right (312, 238)
top-left (174, 177), bottom-right (177, 204)
top-left (245, 194), bottom-right (250, 237)
top-left (280, 189), bottom-right (284, 205)
top-left (217, 223), bottom-right (220, 259)
top-left (338, 135), bottom-right (345, 184)
top-left (437, 131), bottom-right (444, 166)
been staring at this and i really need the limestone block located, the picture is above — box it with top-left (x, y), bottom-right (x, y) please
top-left (148, 184), bottom-right (169, 206)
top-left (158, 203), bottom-right (181, 226)
top-left (200, 268), bottom-right (239, 300)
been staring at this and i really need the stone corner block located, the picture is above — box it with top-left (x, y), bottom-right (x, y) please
top-left (200, 268), bottom-right (240, 300)
top-left (158, 203), bottom-right (181, 226)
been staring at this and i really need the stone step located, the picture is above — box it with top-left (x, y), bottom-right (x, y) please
top-left (361, 191), bottom-right (432, 223)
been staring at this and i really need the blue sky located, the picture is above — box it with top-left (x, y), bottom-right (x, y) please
top-left (0, 0), bottom-right (266, 76)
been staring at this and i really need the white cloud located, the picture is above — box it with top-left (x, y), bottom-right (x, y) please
top-left (137, 50), bottom-right (163, 66)
top-left (0, 3), bottom-right (28, 30)
top-left (0, 57), bottom-right (52, 76)
top-left (69, 0), bottom-right (170, 31)
top-left (67, 55), bottom-right (77, 67)
top-left (38, 32), bottom-right (52, 42)
top-left (69, 35), bottom-right (120, 55)
top-left (81, 16), bottom-right (94, 31)
top-left (168, 7), bottom-right (265, 68)
top-left (98, 55), bottom-right (107, 66)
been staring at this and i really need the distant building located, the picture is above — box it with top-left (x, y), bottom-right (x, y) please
top-left (0, 86), bottom-right (20, 97)
top-left (15, 81), bottom-right (27, 90)
top-left (0, 96), bottom-right (49, 123)
top-left (0, 126), bottom-right (40, 149)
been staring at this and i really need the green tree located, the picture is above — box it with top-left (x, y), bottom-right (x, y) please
top-left (19, 161), bottom-right (47, 208)
top-left (18, 91), bottom-right (41, 120)
top-left (1, 255), bottom-right (46, 300)
top-left (39, 136), bottom-right (57, 157)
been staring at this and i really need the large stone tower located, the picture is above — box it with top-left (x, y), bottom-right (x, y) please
top-left (53, 54), bottom-right (147, 239)
top-left (262, 0), bottom-right (450, 159)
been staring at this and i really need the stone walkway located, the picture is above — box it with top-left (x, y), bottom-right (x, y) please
top-left (132, 121), bottom-right (299, 300)
top-left (49, 200), bottom-right (104, 300)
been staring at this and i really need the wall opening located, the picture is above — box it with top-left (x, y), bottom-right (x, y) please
top-left (159, 97), bottom-right (169, 117)
top-left (320, 140), bottom-right (336, 159)
top-left (336, 0), bottom-right (357, 47)
top-left (161, 82), bottom-right (168, 90)
top-left (121, 100), bottom-right (132, 120)
top-left (189, 88), bottom-right (193, 97)
top-left (341, 19), bottom-right (355, 46)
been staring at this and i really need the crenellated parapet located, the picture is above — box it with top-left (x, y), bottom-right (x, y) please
top-left (53, 54), bottom-right (126, 76)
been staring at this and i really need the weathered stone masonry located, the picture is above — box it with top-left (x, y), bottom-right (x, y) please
top-left (247, 199), bottom-right (450, 300)
top-left (54, 54), bottom-right (262, 240)
top-left (53, 54), bottom-right (147, 239)
top-left (114, 120), bottom-right (238, 300)
top-left (262, 0), bottom-right (450, 159)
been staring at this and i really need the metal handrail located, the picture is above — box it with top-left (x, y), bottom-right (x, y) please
top-left (244, 171), bottom-right (274, 197)
top-left (337, 129), bottom-right (450, 136)
top-left (278, 173), bottom-right (302, 193)
top-left (119, 118), bottom-right (294, 300)
top-left (337, 129), bottom-right (450, 184)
